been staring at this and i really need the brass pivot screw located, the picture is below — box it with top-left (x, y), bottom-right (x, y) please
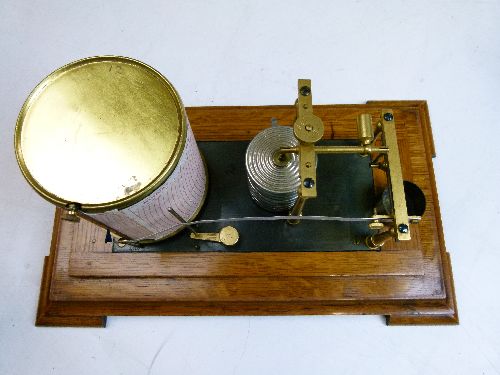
top-left (272, 151), bottom-right (292, 167)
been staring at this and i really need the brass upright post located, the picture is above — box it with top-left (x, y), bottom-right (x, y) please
top-left (357, 113), bottom-right (374, 145)
top-left (287, 79), bottom-right (324, 224)
top-left (287, 196), bottom-right (307, 225)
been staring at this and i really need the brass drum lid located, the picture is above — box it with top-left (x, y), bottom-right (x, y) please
top-left (15, 56), bottom-right (186, 212)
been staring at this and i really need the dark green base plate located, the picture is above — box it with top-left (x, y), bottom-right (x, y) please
top-left (115, 140), bottom-right (376, 253)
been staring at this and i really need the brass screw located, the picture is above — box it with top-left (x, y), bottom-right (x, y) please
top-left (305, 124), bottom-right (313, 131)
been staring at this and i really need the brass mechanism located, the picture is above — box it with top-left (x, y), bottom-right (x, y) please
top-left (190, 226), bottom-right (240, 246)
top-left (280, 80), bottom-right (411, 248)
top-left (168, 206), bottom-right (239, 246)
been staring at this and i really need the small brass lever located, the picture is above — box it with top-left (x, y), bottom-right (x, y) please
top-left (190, 226), bottom-right (240, 246)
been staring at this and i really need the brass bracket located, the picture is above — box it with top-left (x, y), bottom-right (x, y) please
top-left (287, 79), bottom-right (324, 224)
top-left (294, 79), bottom-right (324, 144)
top-left (380, 110), bottom-right (410, 241)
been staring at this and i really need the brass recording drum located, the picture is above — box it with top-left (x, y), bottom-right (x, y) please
top-left (15, 56), bottom-right (208, 242)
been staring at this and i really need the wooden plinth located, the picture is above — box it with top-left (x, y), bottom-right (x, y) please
top-left (36, 101), bottom-right (458, 327)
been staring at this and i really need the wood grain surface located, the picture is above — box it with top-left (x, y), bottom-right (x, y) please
top-left (36, 101), bottom-right (458, 327)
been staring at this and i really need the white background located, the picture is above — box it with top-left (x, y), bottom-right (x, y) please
top-left (1, 1), bottom-right (499, 374)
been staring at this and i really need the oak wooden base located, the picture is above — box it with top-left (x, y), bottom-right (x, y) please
top-left (36, 102), bottom-right (458, 327)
